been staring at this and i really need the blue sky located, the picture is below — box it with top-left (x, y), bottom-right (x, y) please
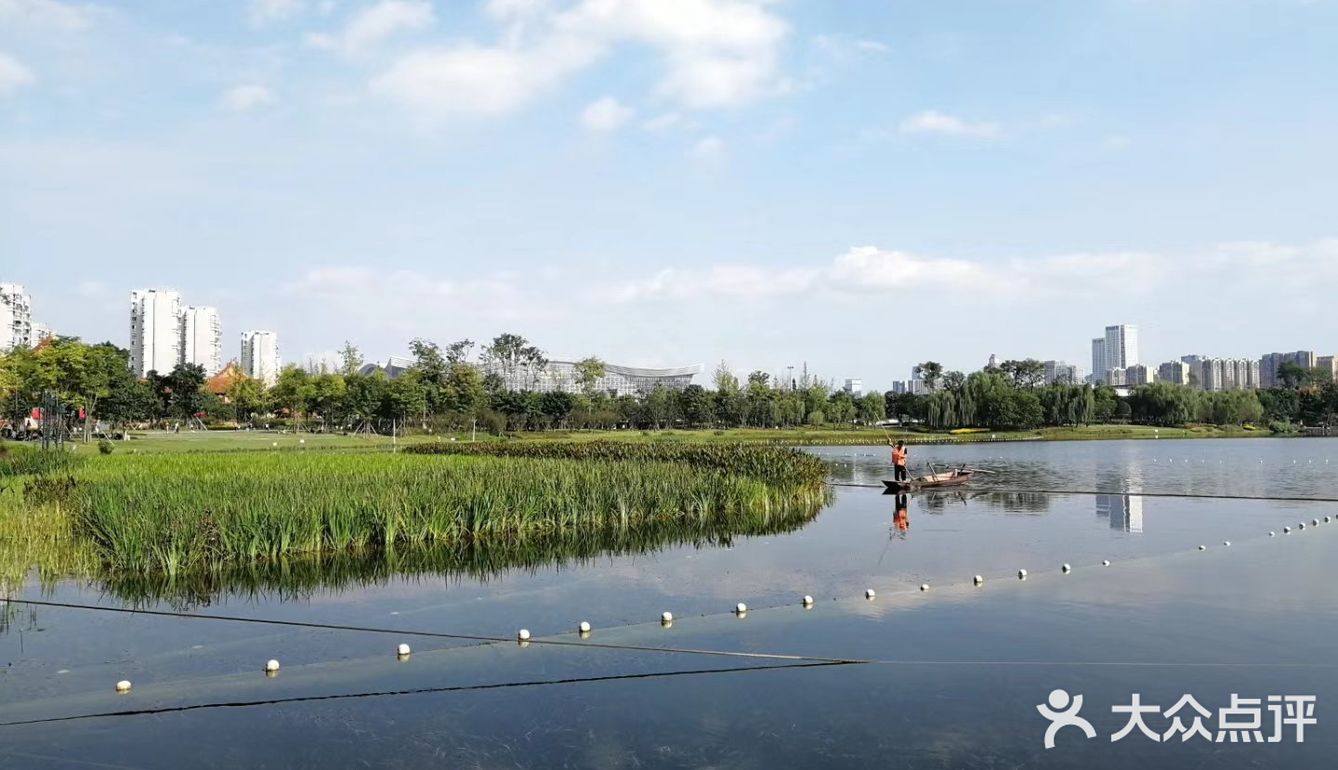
top-left (2, 0), bottom-right (1335, 388)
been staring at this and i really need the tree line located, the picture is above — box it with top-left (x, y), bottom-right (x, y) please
top-left (2, 342), bottom-right (1335, 439)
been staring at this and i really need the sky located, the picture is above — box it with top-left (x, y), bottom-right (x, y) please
top-left (2, 0), bottom-right (1336, 389)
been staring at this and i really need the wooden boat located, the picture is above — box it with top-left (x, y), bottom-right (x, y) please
top-left (882, 468), bottom-right (975, 492)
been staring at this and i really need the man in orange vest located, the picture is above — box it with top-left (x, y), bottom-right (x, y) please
top-left (890, 440), bottom-right (909, 482)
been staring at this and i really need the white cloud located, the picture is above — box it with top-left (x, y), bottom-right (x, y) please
top-left (284, 266), bottom-right (539, 323)
top-left (580, 95), bottom-right (633, 132)
top-left (221, 84), bottom-right (278, 112)
top-left (641, 111), bottom-right (682, 131)
top-left (373, 0), bottom-right (789, 120)
top-left (1103, 134), bottom-right (1132, 151)
top-left (0, 0), bottom-right (95, 30)
top-left (0, 52), bottom-right (35, 94)
top-left (899, 110), bottom-right (1001, 139)
top-left (248, 0), bottom-right (305, 25)
top-left (688, 135), bottom-right (724, 159)
top-left (308, 0), bottom-right (435, 57)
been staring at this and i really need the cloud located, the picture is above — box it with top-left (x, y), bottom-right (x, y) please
top-left (248, 0), bottom-right (305, 25)
top-left (372, 0), bottom-right (789, 120)
top-left (221, 84), bottom-right (278, 111)
top-left (283, 266), bottom-right (541, 324)
top-left (0, 52), bottom-right (35, 95)
top-left (1103, 134), bottom-right (1132, 151)
top-left (580, 95), bottom-right (633, 131)
top-left (0, 0), bottom-right (96, 30)
top-left (641, 111), bottom-right (682, 131)
top-left (307, 0), bottom-right (435, 57)
top-left (899, 110), bottom-right (1001, 139)
top-left (688, 134), bottom-right (724, 159)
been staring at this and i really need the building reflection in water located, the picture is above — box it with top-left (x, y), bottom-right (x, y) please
top-left (1095, 458), bottom-right (1146, 533)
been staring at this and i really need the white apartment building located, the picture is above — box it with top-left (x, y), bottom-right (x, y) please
top-left (1125, 364), bottom-right (1152, 386)
top-left (240, 330), bottom-right (281, 386)
top-left (1044, 360), bottom-right (1081, 385)
top-left (1104, 324), bottom-right (1139, 372)
top-left (181, 306), bottom-right (223, 375)
top-left (1319, 356), bottom-right (1337, 381)
top-left (1091, 338), bottom-right (1107, 385)
top-left (130, 289), bottom-right (183, 377)
top-left (1, 283), bottom-right (33, 353)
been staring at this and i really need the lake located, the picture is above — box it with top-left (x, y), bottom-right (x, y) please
top-left (2, 438), bottom-right (1336, 768)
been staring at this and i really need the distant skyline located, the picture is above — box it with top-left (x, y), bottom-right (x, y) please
top-left (3, 0), bottom-right (1336, 387)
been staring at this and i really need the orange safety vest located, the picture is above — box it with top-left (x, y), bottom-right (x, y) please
top-left (892, 447), bottom-right (907, 465)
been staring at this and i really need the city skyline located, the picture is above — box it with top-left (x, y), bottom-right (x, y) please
top-left (3, 1), bottom-right (1337, 383)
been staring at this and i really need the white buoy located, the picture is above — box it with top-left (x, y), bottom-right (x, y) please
top-left (1061, 564), bottom-right (1071, 573)
top-left (973, 575), bottom-right (984, 585)
top-left (397, 643), bottom-right (411, 657)
top-left (272, 442), bottom-right (277, 447)
top-left (1299, 523), bottom-right (1306, 530)
top-left (578, 621), bottom-right (591, 634)
top-left (864, 588), bottom-right (876, 599)
top-left (1017, 569), bottom-right (1028, 579)
top-left (734, 603), bottom-right (748, 615)
top-left (1269, 531), bottom-right (1276, 537)
top-left (1284, 526), bottom-right (1292, 533)
top-left (661, 612), bottom-right (673, 623)
top-left (919, 584), bottom-right (929, 592)
top-left (1223, 541), bottom-right (1231, 547)
top-left (264, 659), bottom-right (280, 673)
top-left (1313, 519), bottom-right (1320, 526)
top-left (517, 629), bottom-right (531, 642)
top-left (1326, 517), bottom-right (1332, 523)
top-left (1101, 560), bottom-right (1111, 566)
top-left (1198, 545), bottom-right (1206, 551)
top-left (802, 595), bottom-right (814, 607)
top-left (115, 680), bottom-right (132, 693)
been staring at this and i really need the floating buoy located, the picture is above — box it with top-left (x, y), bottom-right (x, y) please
top-left (1269, 531), bottom-right (1276, 537)
top-left (919, 584), bottom-right (929, 592)
top-left (734, 603), bottom-right (748, 615)
top-left (578, 621), bottom-right (591, 634)
top-left (1198, 545), bottom-right (1206, 551)
top-left (264, 659), bottom-right (280, 673)
top-left (115, 680), bottom-right (132, 693)
top-left (1061, 564), bottom-right (1071, 573)
top-left (517, 629), bottom-right (531, 642)
top-left (1223, 541), bottom-right (1231, 547)
top-left (1313, 519), bottom-right (1320, 526)
top-left (1299, 523), bottom-right (1307, 530)
top-left (865, 589), bottom-right (876, 599)
top-left (661, 612), bottom-right (673, 624)
top-left (1284, 526), bottom-right (1292, 533)
top-left (397, 643), bottom-right (411, 657)
top-left (802, 595), bottom-right (814, 607)
top-left (1326, 517), bottom-right (1332, 523)
top-left (973, 575), bottom-right (984, 585)
top-left (1017, 569), bottom-right (1028, 579)
top-left (1101, 560), bottom-right (1111, 566)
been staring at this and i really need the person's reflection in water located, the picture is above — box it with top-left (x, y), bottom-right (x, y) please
top-left (892, 493), bottom-right (910, 538)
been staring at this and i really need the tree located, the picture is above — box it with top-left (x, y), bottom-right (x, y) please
top-left (268, 366), bottom-right (313, 426)
top-left (164, 362), bottom-right (208, 420)
top-left (857, 392), bottom-right (886, 424)
top-left (481, 333), bottom-right (548, 387)
top-left (1277, 362), bottom-right (1306, 389)
top-left (444, 339), bottom-right (475, 365)
top-left (676, 384), bottom-right (713, 427)
top-left (337, 341), bottom-right (363, 376)
top-left (1000, 359), bottom-right (1047, 389)
top-left (228, 376), bottom-right (267, 424)
top-left (913, 361), bottom-right (943, 392)
top-left (574, 356), bottom-right (608, 396)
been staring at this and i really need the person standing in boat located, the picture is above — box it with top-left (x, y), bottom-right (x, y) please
top-left (890, 440), bottom-right (909, 483)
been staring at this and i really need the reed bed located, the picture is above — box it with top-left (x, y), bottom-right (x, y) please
top-left (405, 440), bottom-right (830, 489)
top-left (42, 452), bottom-right (829, 575)
top-left (0, 444), bottom-right (80, 478)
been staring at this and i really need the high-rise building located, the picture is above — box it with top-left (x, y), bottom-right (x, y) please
top-left (1104, 324), bottom-right (1139, 372)
top-left (1044, 360), bottom-right (1080, 385)
top-left (1, 283), bottom-right (33, 353)
top-left (1158, 361), bottom-right (1190, 385)
top-left (181, 306), bottom-right (223, 375)
top-left (1318, 356), bottom-right (1337, 382)
top-left (130, 289), bottom-right (183, 377)
top-left (843, 378), bottom-right (863, 396)
top-left (1259, 351), bottom-right (1316, 388)
top-left (240, 330), bottom-right (281, 386)
top-left (1125, 364), bottom-right (1152, 386)
top-left (1091, 338), bottom-right (1107, 385)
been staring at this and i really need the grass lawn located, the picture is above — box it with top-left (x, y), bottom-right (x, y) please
top-left (75, 422), bottom-right (1276, 455)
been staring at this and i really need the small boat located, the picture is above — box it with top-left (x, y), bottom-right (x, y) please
top-left (882, 467), bottom-right (975, 492)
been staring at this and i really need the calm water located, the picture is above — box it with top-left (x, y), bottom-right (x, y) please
top-left (2, 438), bottom-right (1337, 767)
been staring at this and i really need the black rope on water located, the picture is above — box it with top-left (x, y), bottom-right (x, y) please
top-left (825, 482), bottom-right (1338, 503)
top-left (0, 660), bottom-right (854, 728)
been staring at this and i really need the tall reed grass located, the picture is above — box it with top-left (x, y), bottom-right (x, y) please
top-left (43, 451), bottom-right (829, 575)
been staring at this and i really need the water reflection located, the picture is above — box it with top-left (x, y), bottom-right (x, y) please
top-left (1096, 494), bottom-right (1145, 533)
top-left (13, 501), bottom-right (827, 612)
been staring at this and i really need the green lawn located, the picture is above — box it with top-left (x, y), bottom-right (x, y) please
top-left (75, 422), bottom-right (1275, 454)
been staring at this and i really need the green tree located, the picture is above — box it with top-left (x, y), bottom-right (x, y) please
top-left (574, 356), bottom-right (608, 396)
top-left (481, 333), bottom-right (548, 387)
top-left (337, 341), bottom-right (363, 376)
top-left (913, 361), bottom-right (944, 392)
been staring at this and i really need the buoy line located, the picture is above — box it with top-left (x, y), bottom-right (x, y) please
top-left (1, 598), bottom-right (861, 665)
top-left (0, 660), bottom-right (855, 729)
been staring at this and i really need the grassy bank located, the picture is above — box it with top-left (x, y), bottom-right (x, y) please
top-left (21, 446), bottom-right (828, 576)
